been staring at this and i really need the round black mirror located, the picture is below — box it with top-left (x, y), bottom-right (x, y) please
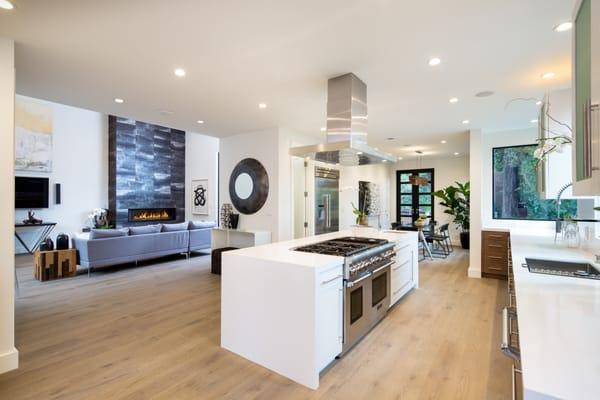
top-left (228, 158), bottom-right (269, 214)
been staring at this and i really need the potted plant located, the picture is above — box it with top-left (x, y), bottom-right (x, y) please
top-left (414, 214), bottom-right (428, 228)
top-left (433, 181), bottom-right (470, 249)
top-left (351, 202), bottom-right (369, 226)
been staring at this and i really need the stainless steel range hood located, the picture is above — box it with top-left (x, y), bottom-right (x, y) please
top-left (290, 73), bottom-right (396, 166)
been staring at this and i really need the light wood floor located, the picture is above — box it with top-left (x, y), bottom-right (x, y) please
top-left (0, 250), bottom-right (511, 400)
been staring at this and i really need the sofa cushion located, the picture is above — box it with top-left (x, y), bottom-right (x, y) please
top-left (189, 220), bottom-right (216, 230)
top-left (129, 224), bottom-right (162, 235)
top-left (162, 222), bottom-right (189, 232)
top-left (89, 228), bottom-right (129, 240)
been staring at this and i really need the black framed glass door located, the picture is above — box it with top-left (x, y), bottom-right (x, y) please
top-left (396, 169), bottom-right (435, 224)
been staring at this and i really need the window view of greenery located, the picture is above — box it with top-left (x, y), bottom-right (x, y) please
top-left (493, 144), bottom-right (577, 220)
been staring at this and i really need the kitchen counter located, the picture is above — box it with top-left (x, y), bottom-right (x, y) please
top-left (225, 227), bottom-right (416, 268)
top-left (509, 231), bottom-right (600, 400)
top-left (220, 227), bottom-right (418, 389)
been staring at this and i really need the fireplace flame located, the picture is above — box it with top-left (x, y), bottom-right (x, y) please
top-left (132, 210), bottom-right (170, 221)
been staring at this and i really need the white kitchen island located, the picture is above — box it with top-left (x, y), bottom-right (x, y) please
top-left (221, 227), bottom-right (418, 389)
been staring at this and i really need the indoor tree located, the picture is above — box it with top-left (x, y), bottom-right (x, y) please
top-left (433, 181), bottom-right (470, 249)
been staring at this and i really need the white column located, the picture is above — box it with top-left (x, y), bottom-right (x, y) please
top-left (468, 129), bottom-right (482, 278)
top-left (0, 37), bottom-right (18, 374)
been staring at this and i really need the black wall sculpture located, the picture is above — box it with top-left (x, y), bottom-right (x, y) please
top-left (228, 158), bottom-right (269, 215)
top-left (108, 116), bottom-right (186, 227)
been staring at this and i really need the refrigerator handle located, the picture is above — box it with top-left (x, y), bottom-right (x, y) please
top-left (324, 194), bottom-right (331, 228)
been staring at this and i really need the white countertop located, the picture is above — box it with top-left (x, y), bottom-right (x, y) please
top-left (509, 231), bottom-right (600, 400)
top-left (227, 228), bottom-right (417, 269)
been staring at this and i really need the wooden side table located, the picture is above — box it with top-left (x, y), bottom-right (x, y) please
top-left (34, 248), bottom-right (77, 281)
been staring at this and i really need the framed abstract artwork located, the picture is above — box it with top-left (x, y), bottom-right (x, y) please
top-left (15, 98), bottom-right (53, 172)
top-left (192, 179), bottom-right (209, 215)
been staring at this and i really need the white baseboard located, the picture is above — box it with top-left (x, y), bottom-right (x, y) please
top-left (0, 347), bottom-right (18, 374)
top-left (467, 266), bottom-right (481, 279)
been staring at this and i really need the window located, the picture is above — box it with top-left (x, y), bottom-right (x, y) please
top-left (492, 144), bottom-right (578, 220)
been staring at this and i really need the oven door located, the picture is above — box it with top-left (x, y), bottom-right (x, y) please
top-left (343, 274), bottom-right (371, 353)
top-left (370, 263), bottom-right (391, 325)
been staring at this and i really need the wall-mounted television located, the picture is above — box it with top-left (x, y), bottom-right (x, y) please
top-left (15, 177), bottom-right (49, 209)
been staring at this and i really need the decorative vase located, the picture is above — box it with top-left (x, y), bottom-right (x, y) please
top-left (230, 213), bottom-right (239, 229)
top-left (359, 215), bottom-right (369, 226)
top-left (460, 231), bottom-right (470, 249)
top-left (415, 220), bottom-right (427, 228)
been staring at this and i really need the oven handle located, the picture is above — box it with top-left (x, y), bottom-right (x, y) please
top-left (371, 261), bottom-right (394, 275)
top-left (346, 272), bottom-right (372, 287)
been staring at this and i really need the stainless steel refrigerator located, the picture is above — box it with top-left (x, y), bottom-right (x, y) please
top-left (315, 167), bottom-right (339, 234)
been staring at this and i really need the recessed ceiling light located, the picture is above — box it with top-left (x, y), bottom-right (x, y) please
top-left (554, 22), bottom-right (573, 32)
top-left (536, 101), bottom-right (543, 106)
top-left (320, 127), bottom-right (326, 132)
top-left (462, 120), bottom-right (470, 125)
top-left (114, 98), bottom-right (124, 104)
top-left (356, 151), bottom-right (363, 155)
top-left (174, 68), bottom-right (186, 77)
top-left (454, 152), bottom-right (460, 156)
top-left (0, 1), bottom-right (14, 10)
top-left (541, 72), bottom-right (556, 80)
top-left (258, 103), bottom-right (267, 109)
top-left (449, 97), bottom-right (459, 104)
top-left (382, 159), bottom-right (388, 163)
top-left (441, 140), bottom-right (447, 144)
top-left (398, 157), bottom-right (403, 160)
top-left (428, 57), bottom-right (441, 66)
top-left (531, 119), bottom-right (538, 123)
top-left (196, 120), bottom-right (205, 124)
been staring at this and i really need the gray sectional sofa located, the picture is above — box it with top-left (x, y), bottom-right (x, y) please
top-left (73, 221), bottom-right (216, 274)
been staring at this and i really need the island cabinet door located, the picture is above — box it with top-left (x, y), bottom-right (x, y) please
top-left (390, 244), bottom-right (414, 307)
top-left (315, 267), bottom-right (344, 372)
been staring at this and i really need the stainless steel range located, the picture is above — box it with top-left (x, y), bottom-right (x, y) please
top-left (295, 236), bottom-right (396, 353)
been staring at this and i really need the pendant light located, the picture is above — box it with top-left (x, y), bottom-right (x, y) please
top-left (409, 151), bottom-right (429, 186)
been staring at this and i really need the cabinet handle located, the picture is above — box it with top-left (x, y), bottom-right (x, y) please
top-left (393, 260), bottom-right (410, 271)
top-left (511, 364), bottom-right (522, 400)
top-left (501, 307), bottom-right (520, 363)
top-left (321, 275), bottom-right (342, 285)
top-left (583, 99), bottom-right (594, 178)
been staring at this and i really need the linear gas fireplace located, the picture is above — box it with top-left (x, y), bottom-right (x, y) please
top-left (128, 208), bottom-right (177, 223)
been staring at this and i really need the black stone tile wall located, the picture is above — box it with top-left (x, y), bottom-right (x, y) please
top-left (108, 115), bottom-right (186, 227)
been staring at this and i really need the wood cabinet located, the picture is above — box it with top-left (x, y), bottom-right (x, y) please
top-left (481, 230), bottom-right (509, 279)
top-left (572, 0), bottom-right (600, 195)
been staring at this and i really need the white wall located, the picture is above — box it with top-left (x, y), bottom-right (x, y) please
top-left (14, 95), bottom-right (108, 253)
top-left (0, 37), bottom-right (18, 374)
top-left (13, 96), bottom-right (219, 253)
top-left (389, 155), bottom-right (470, 244)
top-left (469, 129), bottom-right (483, 278)
top-left (219, 128), bottom-right (282, 240)
top-left (340, 164), bottom-right (391, 230)
top-left (185, 132), bottom-right (219, 223)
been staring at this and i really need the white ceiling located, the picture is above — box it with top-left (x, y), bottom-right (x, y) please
top-left (0, 0), bottom-right (575, 157)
